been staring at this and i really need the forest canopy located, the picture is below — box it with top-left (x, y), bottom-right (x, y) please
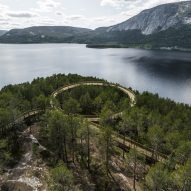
top-left (0, 73), bottom-right (191, 191)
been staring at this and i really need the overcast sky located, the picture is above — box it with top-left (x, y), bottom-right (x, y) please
top-left (0, 0), bottom-right (186, 30)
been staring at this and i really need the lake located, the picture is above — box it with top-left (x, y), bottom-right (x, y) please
top-left (0, 43), bottom-right (191, 104)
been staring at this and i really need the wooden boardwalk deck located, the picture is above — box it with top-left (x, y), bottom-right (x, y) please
top-left (5, 82), bottom-right (167, 163)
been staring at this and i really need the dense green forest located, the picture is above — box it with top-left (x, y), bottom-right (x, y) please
top-left (0, 74), bottom-right (191, 191)
top-left (87, 25), bottom-right (191, 50)
top-left (56, 85), bottom-right (130, 115)
top-left (1, 25), bottom-right (191, 50)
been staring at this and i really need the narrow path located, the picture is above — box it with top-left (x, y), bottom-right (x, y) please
top-left (51, 81), bottom-right (136, 106)
top-left (7, 81), bottom-right (166, 163)
top-left (6, 110), bottom-right (44, 133)
top-left (1, 125), bottom-right (49, 191)
top-left (89, 122), bottom-right (166, 162)
top-left (51, 82), bottom-right (166, 162)
top-left (2, 81), bottom-right (167, 191)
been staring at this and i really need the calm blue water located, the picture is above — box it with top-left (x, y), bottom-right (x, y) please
top-left (0, 43), bottom-right (191, 104)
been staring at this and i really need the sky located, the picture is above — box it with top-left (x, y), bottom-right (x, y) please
top-left (0, 0), bottom-right (187, 30)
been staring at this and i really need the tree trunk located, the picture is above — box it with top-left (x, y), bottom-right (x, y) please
top-left (106, 137), bottom-right (109, 174)
top-left (70, 115), bottom-right (75, 164)
top-left (123, 134), bottom-right (125, 159)
top-left (80, 135), bottom-right (83, 162)
top-left (63, 135), bottom-right (68, 163)
top-left (133, 158), bottom-right (137, 191)
top-left (87, 124), bottom-right (90, 169)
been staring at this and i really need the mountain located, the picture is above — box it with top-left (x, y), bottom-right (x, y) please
top-left (0, 1), bottom-right (191, 49)
top-left (87, 1), bottom-right (191, 49)
top-left (0, 30), bottom-right (7, 36)
top-left (87, 24), bottom-right (191, 49)
top-left (107, 1), bottom-right (191, 35)
top-left (0, 26), bottom-right (92, 43)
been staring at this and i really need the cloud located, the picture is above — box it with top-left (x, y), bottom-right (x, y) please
top-left (100, 0), bottom-right (184, 25)
top-left (56, 12), bottom-right (63, 16)
top-left (66, 15), bottom-right (85, 21)
top-left (101, 0), bottom-right (183, 9)
top-left (35, 0), bottom-right (61, 12)
top-left (100, 0), bottom-right (131, 8)
top-left (0, 3), bottom-right (9, 12)
top-left (0, 0), bottom-right (186, 30)
top-left (7, 12), bottom-right (38, 18)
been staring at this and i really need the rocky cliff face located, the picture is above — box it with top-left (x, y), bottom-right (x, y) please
top-left (107, 1), bottom-right (191, 35)
top-left (0, 30), bottom-right (7, 36)
top-left (1, 1), bottom-right (191, 47)
top-left (5, 26), bottom-right (91, 38)
top-left (0, 26), bottom-right (92, 43)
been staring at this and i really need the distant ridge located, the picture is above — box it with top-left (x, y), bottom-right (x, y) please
top-left (106, 1), bottom-right (191, 35)
top-left (0, 30), bottom-right (7, 36)
top-left (0, 1), bottom-right (191, 50)
top-left (0, 26), bottom-right (92, 43)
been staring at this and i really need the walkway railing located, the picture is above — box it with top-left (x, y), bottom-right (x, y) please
top-left (3, 81), bottom-right (169, 163)
top-left (89, 121), bottom-right (167, 162)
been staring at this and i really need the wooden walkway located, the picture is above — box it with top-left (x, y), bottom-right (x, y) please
top-left (89, 121), bottom-right (167, 162)
top-left (5, 109), bottom-right (44, 132)
top-left (5, 81), bottom-right (167, 163)
top-left (51, 81), bottom-right (136, 106)
top-left (52, 82), bottom-right (167, 162)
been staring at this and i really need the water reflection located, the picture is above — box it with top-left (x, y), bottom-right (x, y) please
top-left (0, 44), bottom-right (191, 104)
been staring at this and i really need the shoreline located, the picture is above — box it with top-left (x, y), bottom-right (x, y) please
top-left (86, 44), bottom-right (191, 52)
top-left (0, 42), bottom-right (191, 52)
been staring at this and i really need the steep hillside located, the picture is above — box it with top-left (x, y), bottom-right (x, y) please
top-left (0, 30), bottom-right (7, 36)
top-left (107, 1), bottom-right (191, 35)
top-left (1, 1), bottom-right (191, 49)
top-left (0, 26), bottom-right (92, 43)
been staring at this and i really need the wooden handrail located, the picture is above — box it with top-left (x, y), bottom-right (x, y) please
top-left (89, 121), bottom-right (167, 162)
top-left (3, 81), bottom-right (169, 164)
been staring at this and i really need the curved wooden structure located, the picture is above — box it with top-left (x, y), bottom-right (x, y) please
top-left (5, 109), bottom-right (44, 133)
top-left (51, 81), bottom-right (136, 106)
top-left (51, 82), bottom-right (167, 162)
top-left (4, 81), bottom-right (167, 163)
